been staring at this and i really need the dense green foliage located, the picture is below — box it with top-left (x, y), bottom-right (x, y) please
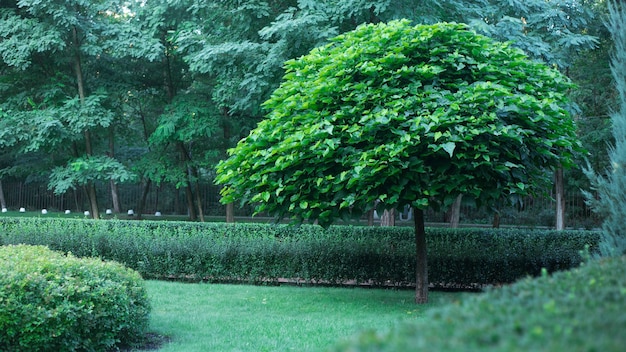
top-left (216, 21), bottom-right (581, 227)
top-left (0, 218), bottom-right (599, 286)
top-left (0, 244), bottom-right (150, 351)
top-left (0, 0), bottom-right (609, 227)
top-left (332, 255), bottom-right (626, 351)
top-left (585, 1), bottom-right (626, 257)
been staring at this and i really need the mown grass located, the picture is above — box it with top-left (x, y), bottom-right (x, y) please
top-left (143, 281), bottom-right (469, 352)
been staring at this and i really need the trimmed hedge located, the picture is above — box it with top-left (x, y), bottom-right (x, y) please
top-left (332, 255), bottom-right (626, 351)
top-left (0, 244), bottom-right (150, 351)
top-left (0, 218), bottom-right (600, 287)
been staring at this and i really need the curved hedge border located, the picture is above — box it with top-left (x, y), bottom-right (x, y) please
top-left (331, 255), bottom-right (626, 351)
top-left (0, 218), bottom-right (600, 287)
top-left (0, 244), bottom-right (150, 351)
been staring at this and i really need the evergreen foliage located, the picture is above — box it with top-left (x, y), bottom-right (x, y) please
top-left (0, 244), bottom-right (150, 351)
top-left (332, 255), bottom-right (626, 352)
top-left (584, 0), bottom-right (626, 257)
top-left (0, 218), bottom-right (599, 287)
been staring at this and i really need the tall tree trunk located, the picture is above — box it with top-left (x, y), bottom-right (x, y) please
top-left (109, 126), bottom-right (121, 213)
top-left (555, 167), bottom-right (565, 230)
top-left (0, 180), bottom-right (6, 210)
top-left (136, 179), bottom-right (151, 220)
top-left (449, 194), bottom-right (463, 228)
top-left (380, 208), bottom-right (395, 226)
top-left (184, 182), bottom-right (197, 220)
top-left (192, 167), bottom-right (205, 222)
top-left (222, 108), bottom-right (235, 223)
top-left (73, 25), bottom-right (99, 219)
top-left (414, 208), bottom-right (428, 304)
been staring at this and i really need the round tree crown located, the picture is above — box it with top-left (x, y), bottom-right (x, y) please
top-left (216, 20), bottom-right (581, 227)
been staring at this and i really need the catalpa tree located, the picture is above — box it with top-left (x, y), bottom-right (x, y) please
top-left (216, 20), bottom-right (582, 303)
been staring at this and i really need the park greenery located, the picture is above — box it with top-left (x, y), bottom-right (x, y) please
top-left (1, 0), bottom-right (626, 349)
top-left (0, 0), bottom-right (615, 225)
top-left (216, 20), bottom-right (582, 302)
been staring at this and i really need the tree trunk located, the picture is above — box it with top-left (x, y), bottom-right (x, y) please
top-left (367, 208), bottom-right (374, 226)
top-left (73, 25), bottom-right (99, 219)
top-left (226, 202), bottom-right (235, 223)
top-left (0, 180), bottom-right (6, 209)
top-left (380, 208), bottom-right (395, 226)
top-left (86, 182), bottom-right (99, 219)
top-left (136, 179), bottom-right (151, 220)
top-left (193, 177), bottom-right (205, 222)
top-left (449, 194), bottom-right (463, 228)
top-left (109, 126), bottom-right (121, 213)
top-left (110, 180), bottom-right (121, 213)
top-left (414, 208), bottom-right (428, 304)
top-left (492, 212), bottom-right (501, 228)
top-left (185, 183), bottom-right (197, 221)
top-left (555, 167), bottom-right (565, 230)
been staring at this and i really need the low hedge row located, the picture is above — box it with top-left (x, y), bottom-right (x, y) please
top-left (332, 255), bottom-right (626, 351)
top-left (0, 218), bottom-right (600, 287)
top-left (0, 244), bottom-right (150, 351)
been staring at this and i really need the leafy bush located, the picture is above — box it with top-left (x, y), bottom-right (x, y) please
top-left (0, 244), bottom-right (150, 351)
top-left (0, 218), bottom-right (600, 287)
top-left (331, 255), bottom-right (626, 351)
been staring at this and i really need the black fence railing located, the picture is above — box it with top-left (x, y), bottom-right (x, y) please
top-left (0, 181), bottom-right (601, 229)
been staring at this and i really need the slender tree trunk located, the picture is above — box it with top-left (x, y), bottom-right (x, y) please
top-left (109, 126), bottom-right (121, 213)
top-left (73, 26), bottom-right (99, 219)
top-left (380, 208), bottom-right (395, 226)
top-left (136, 179), bottom-right (151, 220)
top-left (192, 171), bottom-right (205, 222)
top-left (184, 183), bottom-right (197, 220)
top-left (414, 208), bottom-right (428, 304)
top-left (226, 202), bottom-right (235, 223)
top-left (555, 167), bottom-right (565, 230)
top-left (0, 180), bottom-right (6, 209)
top-left (449, 194), bottom-right (463, 228)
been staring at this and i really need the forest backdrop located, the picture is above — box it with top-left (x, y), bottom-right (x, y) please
top-left (0, 0), bottom-right (615, 226)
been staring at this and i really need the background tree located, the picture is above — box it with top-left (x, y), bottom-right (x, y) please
top-left (216, 21), bottom-right (582, 303)
top-left (585, 0), bottom-right (626, 257)
top-left (0, 0), bottom-right (160, 217)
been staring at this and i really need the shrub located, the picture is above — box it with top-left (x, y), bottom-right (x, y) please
top-left (332, 255), bottom-right (626, 351)
top-left (0, 218), bottom-right (600, 287)
top-left (0, 244), bottom-right (150, 351)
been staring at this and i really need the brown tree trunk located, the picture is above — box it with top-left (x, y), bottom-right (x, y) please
top-left (380, 208), bottom-right (396, 226)
top-left (109, 126), bottom-right (121, 213)
top-left (414, 208), bottom-right (428, 304)
top-left (226, 202), bottom-right (235, 223)
top-left (555, 167), bottom-right (565, 230)
top-left (0, 180), bottom-right (6, 209)
top-left (193, 176), bottom-right (205, 222)
top-left (449, 194), bottom-right (463, 228)
top-left (492, 212), bottom-right (501, 228)
top-left (136, 179), bottom-right (151, 220)
top-left (185, 182), bottom-right (197, 221)
top-left (73, 26), bottom-right (98, 219)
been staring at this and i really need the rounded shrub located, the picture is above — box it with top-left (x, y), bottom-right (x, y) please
top-left (0, 244), bottom-right (151, 351)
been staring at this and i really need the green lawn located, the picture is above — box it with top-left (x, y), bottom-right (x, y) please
top-left (144, 281), bottom-right (469, 352)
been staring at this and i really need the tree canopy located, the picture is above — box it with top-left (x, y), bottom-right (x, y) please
top-left (216, 20), bottom-right (583, 228)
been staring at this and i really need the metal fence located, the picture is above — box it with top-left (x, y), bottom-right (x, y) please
top-left (1, 181), bottom-right (600, 229)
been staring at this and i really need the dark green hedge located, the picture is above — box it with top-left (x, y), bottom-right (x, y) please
top-left (332, 255), bottom-right (626, 351)
top-left (0, 218), bottom-right (600, 287)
